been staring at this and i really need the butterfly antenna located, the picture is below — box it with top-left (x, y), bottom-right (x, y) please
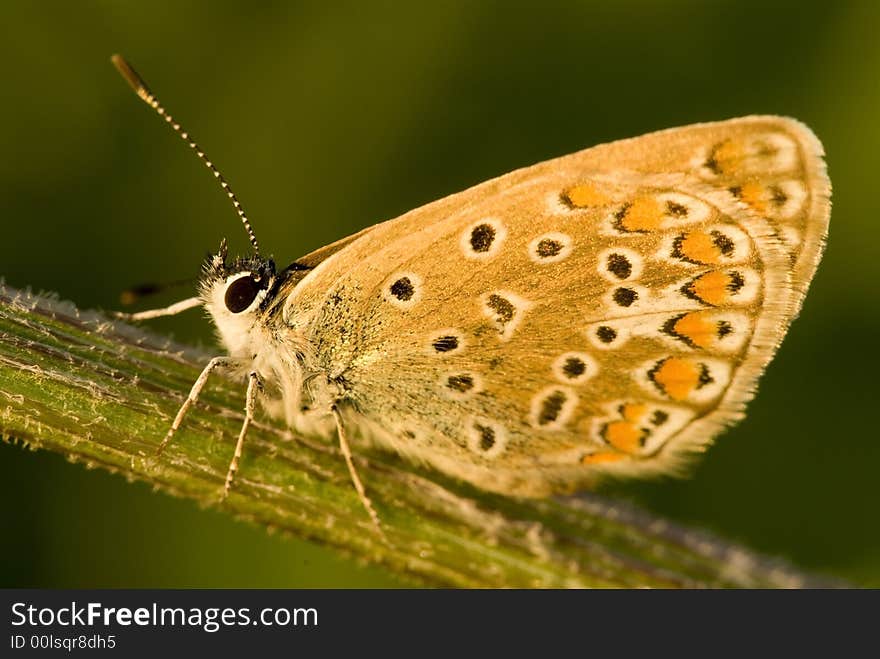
top-left (111, 54), bottom-right (261, 256)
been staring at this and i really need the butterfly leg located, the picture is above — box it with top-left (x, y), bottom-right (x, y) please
top-left (157, 356), bottom-right (242, 456)
top-left (332, 406), bottom-right (386, 540)
top-left (113, 296), bottom-right (202, 321)
top-left (221, 371), bottom-right (263, 501)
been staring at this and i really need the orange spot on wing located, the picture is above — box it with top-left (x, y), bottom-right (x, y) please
top-left (711, 139), bottom-right (744, 174)
top-left (582, 451), bottom-right (625, 465)
top-left (621, 403), bottom-right (647, 423)
top-left (564, 182), bottom-right (610, 207)
top-left (603, 420), bottom-right (645, 454)
top-left (689, 270), bottom-right (730, 306)
top-left (678, 230), bottom-right (720, 264)
top-left (673, 312), bottom-right (715, 348)
top-left (619, 196), bottom-right (663, 231)
top-left (737, 180), bottom-right (768, 213)
top-left (651, 357), bottom-right (699, 401)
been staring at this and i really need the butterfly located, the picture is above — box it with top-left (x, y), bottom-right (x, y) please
top-left (111, 56), bottom-right (830, 532)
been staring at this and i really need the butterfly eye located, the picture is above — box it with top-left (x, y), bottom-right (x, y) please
top-left (224, 276), bottom-right (260, 313)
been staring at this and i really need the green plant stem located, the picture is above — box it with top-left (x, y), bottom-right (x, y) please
top-left (0, 284), bottom-right (832, 587)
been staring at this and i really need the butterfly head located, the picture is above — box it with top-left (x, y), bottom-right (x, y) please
top-left (198, 239), bottom-right (280, 349)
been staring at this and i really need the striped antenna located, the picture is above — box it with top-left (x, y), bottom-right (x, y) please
top-left (111, 54), bottom-right (261, 256)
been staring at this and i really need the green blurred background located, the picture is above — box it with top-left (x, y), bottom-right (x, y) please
top-left (1, 1), bottom-right (877, 587)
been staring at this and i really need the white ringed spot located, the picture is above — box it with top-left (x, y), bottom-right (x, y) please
top-left (597, 247), bottom-right (643, 282)
top-left (427, 328), bottom-right (466, 355)
top-left (586, 321), bottom-right (631, 350)
top-left (530, 386), bottom-right (579, 430)
top-left (552, 352), bottom-right (597, 384)
top-left (460, 217), bottom-right (507, 260)
top-left (481, 290), bottom-right (533, 341)
top-left (603, 283), bottom-right (649, 313)
top-left (528, 232), bottom-right (573, 263)
top-left (466, 418), bottom-right (508, 459)
top-left (441, 372), bottom-right (483, 399)
top-left (382, 271), bottom-right (423, 309)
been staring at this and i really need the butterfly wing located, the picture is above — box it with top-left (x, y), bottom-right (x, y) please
top-left (284, 116), bottom-right (829, 496)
